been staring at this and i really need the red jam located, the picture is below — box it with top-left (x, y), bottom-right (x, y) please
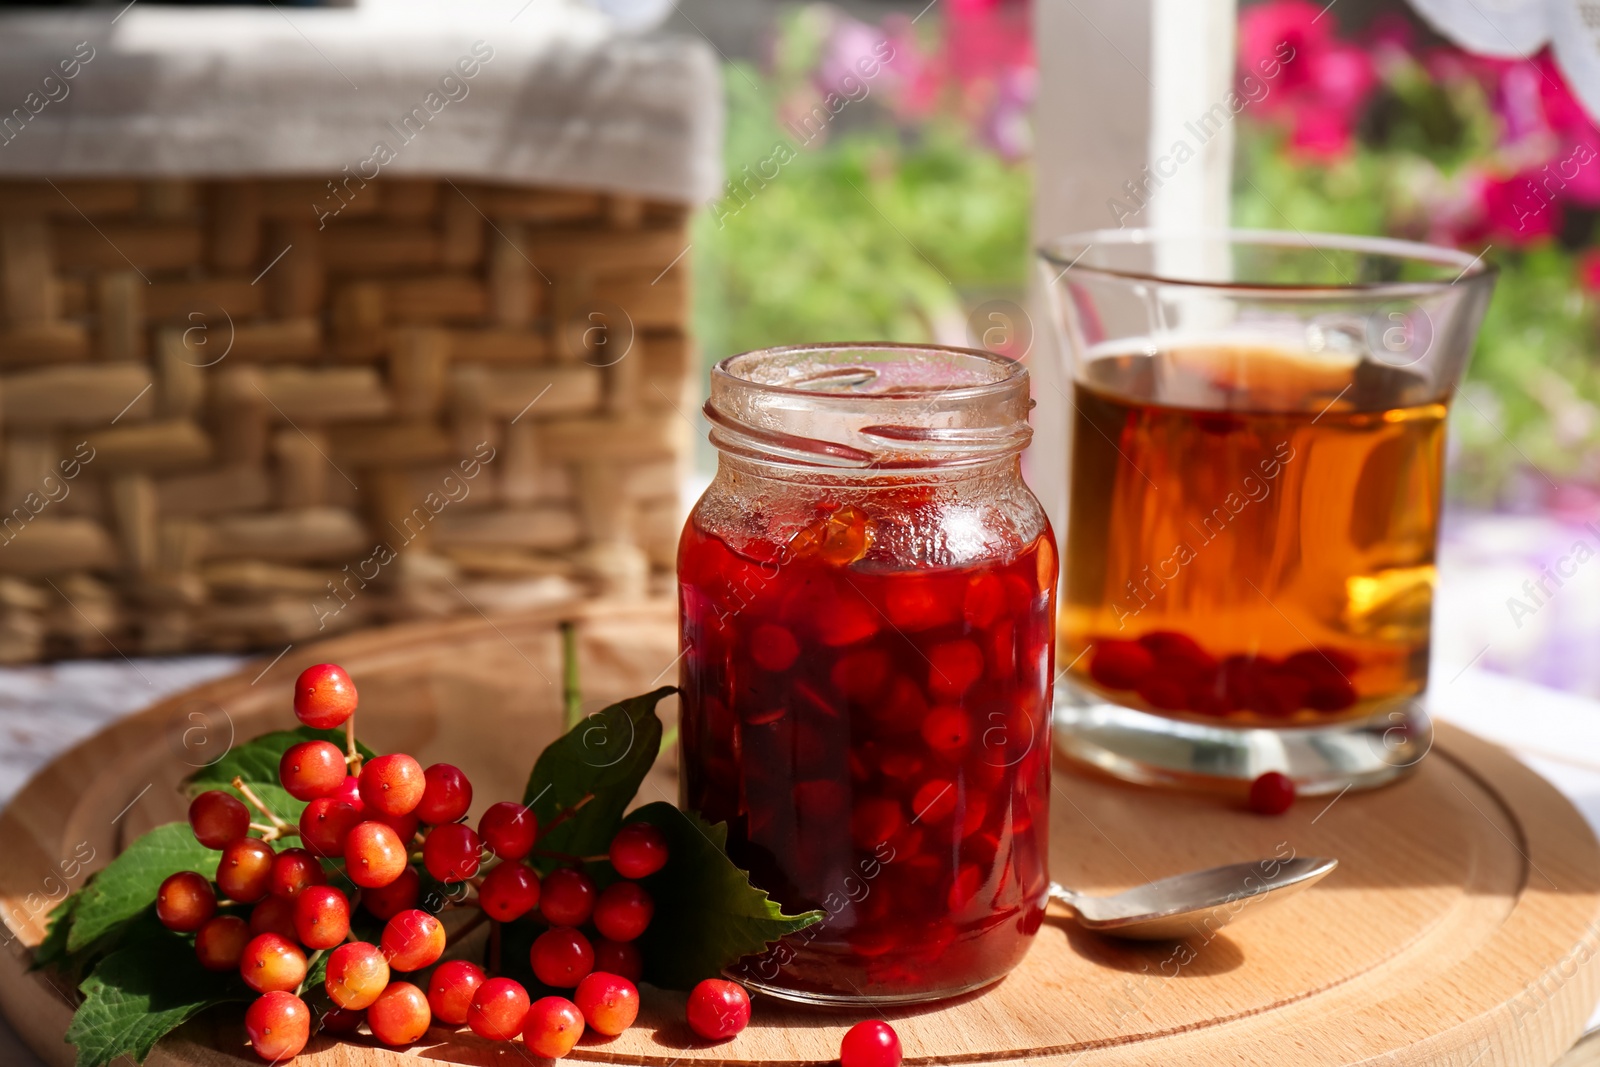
top-left (678, 503), bottom-right (1055, 1002)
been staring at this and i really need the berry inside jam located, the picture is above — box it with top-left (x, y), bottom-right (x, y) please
top-left (678, 504), bottom-right (1055, 1001)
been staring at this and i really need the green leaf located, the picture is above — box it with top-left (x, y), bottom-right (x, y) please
top-left (522, 687), bottom-right (673, 868)
top-left (68, 825), bottom-right (216, 952)
top-left (31, 895), bottom-right (77, 972)
top-left (66, 930), bottom-right (247, 1067)
top-left (625, 802), bottom-right (823, 990)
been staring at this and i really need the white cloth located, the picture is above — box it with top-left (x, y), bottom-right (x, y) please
top-left (1406, 0), bottom-right (1600, 128)
top-left (0, 1), bottom-right (723, 204)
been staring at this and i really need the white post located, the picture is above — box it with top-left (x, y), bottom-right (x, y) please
top-left (1028, 0), bottom-right (1237, 530)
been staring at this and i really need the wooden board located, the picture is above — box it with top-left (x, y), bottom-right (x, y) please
top-left (2, 601), bottom-right (1599, 1067)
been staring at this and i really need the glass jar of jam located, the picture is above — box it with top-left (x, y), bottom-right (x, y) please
top-left (677, 343), bottom-right (1056, 1005)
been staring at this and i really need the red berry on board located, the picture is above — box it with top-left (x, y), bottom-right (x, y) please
top-left (195, 915), bottom-right (251, 972)
top-left (279, 740), bottom-right (347, 801)
top-left (538, 867), bottom-right (596, 926)
top-left (249, 896), bottom-right (298, 940)
top-left (299, 797), bottom-right (364, 858)
top-left (1248, 771), bottom-right (1297, 815)
top-left (427, 959), bottom-right (486, 1026)
top-left (594, 938), bottom-right (643, 983)
top-left (421, 822), bottom-right (482, 883)
top-left (468, 977), bottom-right (531, 1042)
top-left (156, 871), bottom-right (216, 932)
top-left (245, 991), bottom-right (310, 1062)
top-left (531, 926), bottom-right (595, 988)
top-left (479, 861), bottom-right (541, 922)
top-left (685, 978), bottom-right (751, 1041)
top-left (188, 790), bottom-right (250, 850)
top-left (574, 971), bottom-right (640, 1036)
top-left (325, 941), bottom-right (390, 1010)
top-left (239, 933), bottom-right (307, 994)
top-left (381, 909), bottom-right (446, 972)
top-left (361, 865), bottom-right (421, 921)
top-left (478, 801), bottom-right (537, 861)
top-left (608, 822), bottom-right (669, 879)
top-left (293, 885), bottom-right (352, 950)
top-left (345, 821), bottom-right (409, 888)
top-left (359, 754), bottom-right (426, 817)
top-left (416, 763), bottom-right (473, 826)
top-left (293, 663), bottom-right (358, 730)
top-left (217, 838), bottom-right (276, 904)
top-left (593, 881), bottom-right (654, 943)
top-left (841, 1020), bottom-right (902, 1067)
top-left (367, 981), bottom-right (432, 1046)
top-left (523, 995), bottom-right (586, 1058)
top-left (269, 847), bottom-right (326, 900)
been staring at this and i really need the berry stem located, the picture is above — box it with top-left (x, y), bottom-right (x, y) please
top-left (232, 777), bottom-right (289, 831)
top-left (344, 713), bottom-right (362, 775)
top-left (541, 793), bottom-right (594, 836)
top-left (560, 620), bottom-right (582, 731)
top-left (296, 949), bottom-right (325, 996)
top-left (530, 849), bottom-right (603, 866)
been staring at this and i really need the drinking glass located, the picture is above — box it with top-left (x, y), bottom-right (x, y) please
top-left (1039, 230), bottom-right (1495, 793)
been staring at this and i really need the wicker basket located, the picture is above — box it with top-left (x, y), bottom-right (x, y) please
top-left (0, 177), bottom-right (694, 661)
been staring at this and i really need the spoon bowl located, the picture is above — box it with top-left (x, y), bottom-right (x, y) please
top-left (1048, 856), bottom-right (1338, 940)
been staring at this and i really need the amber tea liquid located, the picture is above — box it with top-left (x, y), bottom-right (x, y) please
top-left (1063, 343), bottom-right (1445, 725)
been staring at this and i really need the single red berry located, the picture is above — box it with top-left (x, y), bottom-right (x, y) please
top-left (367, 980), bottom-right (432, 1046)
top-left (216, 838), bottom-right (276, 903)
top-left (1248, 771), bottom-right (1296, 815)
top-left (468, 977), bottom-right (530, 1042)
top-left (299, 797), bottom-right (364, 858)
top-left (361, 865), bottom-right (421, 921)
top-left (416, 763), bottom-right (473, 824)
top-left (195, 915), bottom-right (251, 972)
top-left (609, 822), bottom-right (669, 879)
top-left (530, 926), bottom-right (595, 988)
top-left (574, 971), bottom-right (639, 1036)
top-left (374, 807), bottom-right (421, 845)
top-left (325, 941), bottom-right (390, 1010)
top-left (156, 871), bottom-right (216, 932)
top-left (188, 790), bottom-right (250, 850)
top-left (593, 881), bottom-right (654, 942)
top-left (245, 991), bottom-right (310, 1062)
top-left (269, 847), bottom-right (326, 899)
top-left (279, 740), bottom-right (347, 801)
top-left (594, 938), bottom-right (643, 983)
top-left (427, 959), bottom-right (486, 1026)
top-left (841, 1020), bottom-right (902, 1067)
top-left (421, 822), bottom-right (481, 883)
top-left (249, 896), bottom-right (298, 939)
top-left (294, 885), bottom-right (352, 950)
top-left (479, 861), bottom-right (541, 922)
top-left (359, 753), bottom-right (426, 817)
top-left (344, 821), bottom-right (408, 888)
top-left (294, 663), bottom-right (358, 729)
top-left (685, 978), bottom-right (750, 1040)
top-left (523, 995), bottom-right (585, 1058)
top-left (239, 933), bottom-right (307, 994)
top-left (380, 909), bottom-right (446, 972)
top-left (331, 774), bottom-right (364, 811)
top-left (478, 801), bottom-right (537, 860)
top-left (538, 867), bottom-right (596, 926)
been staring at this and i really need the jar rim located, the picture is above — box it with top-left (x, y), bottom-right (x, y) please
top-left (713, 342), bottom-right (1029, 402)
top-left (706, 342), bottom-right (1034, 470)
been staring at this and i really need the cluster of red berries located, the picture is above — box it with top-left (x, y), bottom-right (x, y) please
top-left (154, 663), bottom-right (693, 1061)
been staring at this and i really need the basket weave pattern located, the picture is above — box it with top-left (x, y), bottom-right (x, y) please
top-left (0, 178), bottom-right (692, 661)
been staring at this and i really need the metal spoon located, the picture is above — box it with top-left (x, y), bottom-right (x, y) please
top-left (1047, 856), bottom-right (1338, 940)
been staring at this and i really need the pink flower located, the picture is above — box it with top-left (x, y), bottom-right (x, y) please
top-left (1237, 0), bottom-right (1377, 158)
top-left (1478, 172), bottom-right (1562, 243)
top-left (1578, 250), bottom-right (1600, 294)
top-left (1239, 0), bottom-right (1331, 97)
top-left (1288, 108), bottom-right (1354, 161)
top-left (815, 14), bottom-right (891, 102)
